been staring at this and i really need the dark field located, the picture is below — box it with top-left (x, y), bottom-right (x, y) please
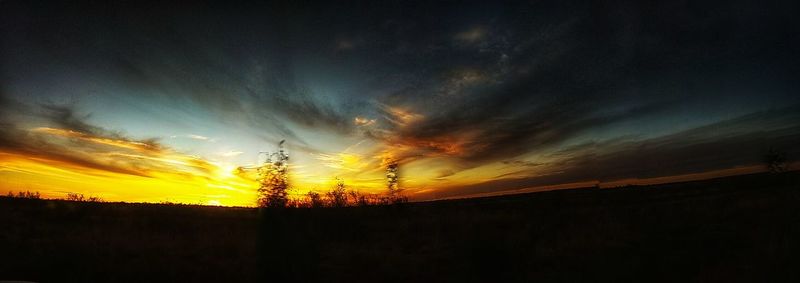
top-left (2, 172), bottom-right (799, 282)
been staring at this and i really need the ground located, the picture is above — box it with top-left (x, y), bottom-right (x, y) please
top-left (1, 172), bottom-right (799, 282)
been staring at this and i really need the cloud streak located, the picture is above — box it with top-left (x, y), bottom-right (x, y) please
top-left (414, 107), bottom-right (800, 199)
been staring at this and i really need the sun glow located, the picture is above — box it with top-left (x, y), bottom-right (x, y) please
top-left (0, 156), bottom-right (258, 206)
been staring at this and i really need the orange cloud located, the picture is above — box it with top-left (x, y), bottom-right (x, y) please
top-left (32, 127), bottom-right (163, 154)
top-left (380, 105), bottom-right (424, 127)
top-left (0, 126), bottom-right (259, 206)
top-left (354, 116), bottom-right (376, 126)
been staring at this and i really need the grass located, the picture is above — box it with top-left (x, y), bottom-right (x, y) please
top-left (1, 172), bottom-right (799, 282)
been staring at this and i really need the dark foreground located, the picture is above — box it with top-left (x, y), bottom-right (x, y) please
top-left (1, 172), bottom-right (799, 282)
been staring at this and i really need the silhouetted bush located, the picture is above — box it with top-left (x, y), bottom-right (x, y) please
top-left (352, 191), bottom-right (370, 206)
top-left (65, 193), bottom-right (103, 202)
top-left (66, 193), bottom-right (85, 202)
top-left (6, 190), bottom-right (41, 199)
top-left (307, 191), bottom-right (325, 208)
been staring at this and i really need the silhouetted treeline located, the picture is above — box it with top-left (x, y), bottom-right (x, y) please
top-left (1, 172), bottom-right (799, 282)
top-left (4, 191), bottom-right (102, 202)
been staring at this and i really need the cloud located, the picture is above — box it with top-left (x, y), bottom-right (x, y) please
top-left (354, 117), bottom-right (376, 127)
top-left (415, 107), bottom-right (800, 199)
top-left (361, 0), bottom-right (796, 169)
top-left (313, 152), bottom-right (367, 172)
top-left (0, 126), bottom-right (152, 178)
top-left (501, 160), bottom-right (544, 167)
top-left (0, 2), bottom-right (358, 146)
top-left (32, 127), bottom-right (164, 154)
top-left (0, 98), bottom-right (234, 181)
top-left (454, 26), bottom-right (488, 44)
top-left (38, 104), bottom-right (106, 136)
top-left (219, 151), bottom-right (244, 157)
top-left (374, 78), bottom-right (679, 166)
top-left (188, 134), bottom-right (210, 141)
top-left (171, 134), bottom-right (214, 142)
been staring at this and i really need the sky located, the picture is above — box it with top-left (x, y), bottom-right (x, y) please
top-left (1, 0), bottom-right (798, 206)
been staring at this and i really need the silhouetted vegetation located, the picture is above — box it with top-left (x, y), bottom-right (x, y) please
top-left (65, 193), bottom-right (103, 202)
top-left (2, 172), bottom-right (799, 282)
top-left (5, 190), bottom-right (40, 199)
top-left (326, 178), bottom-right (349, 208)
top-left (257, 162), bottom-right (289, 208)
top-left (293, 187), bottom-right (398, 208)
top-left (255, 141), bottom-right (293, 208)
top-left (306, 191), bottom-right (325, 208)
top-left (5, 191), bottom-right (104, 202)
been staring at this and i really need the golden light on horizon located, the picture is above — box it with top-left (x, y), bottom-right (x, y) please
top-left (0, 152), bottom-right (260, 206)
top-left (0, 125), bottom-right (266, 207)
top-left (2, 119), bottom-right (787, 207)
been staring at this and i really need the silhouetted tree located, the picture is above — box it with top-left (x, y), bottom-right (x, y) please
top-left (257, 142), bottom-right (290, 208)
top-left (326, 178), bottom-right (348, 207)
top-left (307, 191), bottom-right (324, 208)
top-left (11, 191), bottom-right (41, 199)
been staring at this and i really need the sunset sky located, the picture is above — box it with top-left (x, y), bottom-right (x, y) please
top-left (1, 0), bottom-right (798, 206)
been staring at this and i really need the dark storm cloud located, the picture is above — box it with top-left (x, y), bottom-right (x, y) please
top-left (379, 78), bottom-right (681, 165)
top-left (367, 0), bottom-right (799, 167)
top-left (419, 106), bottom-right (800, 199)
top-left (3, 0), bottom-right (796, 139)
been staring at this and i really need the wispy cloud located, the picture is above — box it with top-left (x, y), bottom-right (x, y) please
top-left (219, 151), bottom-right (244, 157)
top-left (33, 127), bottom-right (164, 154)
top-left (1, 103), bottom-right (185, 177)
top-left (454, 26), bottom-right (488, 44)
top-left (170, 134), bottom-right (214, 142)
top-left (413, 107), bottom-right (800, 199)
top-left (188, 134), bottom-right (210, 141)
top-left (354, 117), bottom-right (376, 127)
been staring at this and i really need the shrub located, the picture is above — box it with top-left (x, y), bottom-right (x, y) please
top-left (307, 191), bottom-right (325, 208)
top-left (65, 193), bottom-right (102, 202)
top-left (8, 191), bottom-right (41, 199)
top-left (66, 193), bottom-right (85, 202)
